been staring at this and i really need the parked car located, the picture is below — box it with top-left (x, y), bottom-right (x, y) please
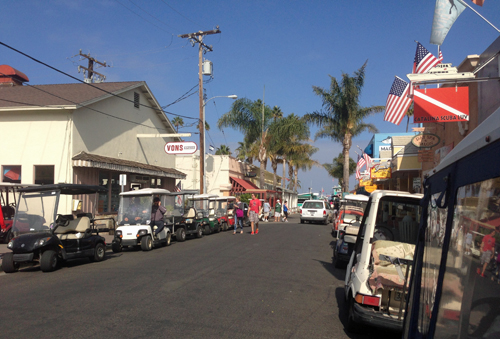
top-left (344, 190), bottom-right (422, 333)
top-left (300, 200), bottom-right (333, 225)
top-left (3, 184), bottom-right (107, 273)
top-left (111, 188), bottom-right (173, 252)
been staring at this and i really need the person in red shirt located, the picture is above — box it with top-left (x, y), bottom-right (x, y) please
top-left (248, 193), bottom-right (262, 235)
top-left (478, 229), bottom-right (497, 277)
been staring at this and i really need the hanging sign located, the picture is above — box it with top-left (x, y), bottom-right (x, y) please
top-left (412, 133), bottom-right (441, 148)
top-left (164, 141), bottom-right (198, 154)
top-left (414, 87), bottom-right (469, 123)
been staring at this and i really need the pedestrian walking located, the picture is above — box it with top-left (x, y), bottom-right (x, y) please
top-left (233, 196), bottom-right (244, 234)
top-left (274, 199), bottom-right (282, 222)
top-left (151, 197), bottom-right (166, 239)
top-left (248, 193), bottom-right (262, 235)
top-left (283, 200), bottom-right (289, 222)
top-left (478, 229), bottom-right (496, 277)
top-left (263, 200), bottom-right (271, 222)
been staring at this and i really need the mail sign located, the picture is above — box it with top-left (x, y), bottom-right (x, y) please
top-left (164, 141), bottom-right (198, 154)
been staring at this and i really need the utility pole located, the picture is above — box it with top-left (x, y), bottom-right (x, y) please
top-left (178, 27), bottom-right (221, 194)
top-left (76, 50), bottom-right (109, 83)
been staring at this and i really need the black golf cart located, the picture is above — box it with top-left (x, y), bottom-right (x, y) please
top-left (3, 184), bottom-right (107, 273)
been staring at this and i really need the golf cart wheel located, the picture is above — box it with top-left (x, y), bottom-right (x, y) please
top-left (346, 295), bottom-right (359, 333)
top-left (176, 228), bottom-right (186, 242)
top-left (300, 219), bottom-right (304, 224)
top-left (204, 225), bottom-right (210, 235)
top-left (2, 252), bottom-right (19, 273)
top-left (222, 223), bottom-right (227, 232)
top-left (196, 226), bottom-right (203, 238)
top-left (165, 233), bottom-right (171, 246)
top-left (40, 250), bottom-right (59, 272)
top-left (141, 235), bottom-right (153, 251)
top-left (90, 243), bottom-right (106, 262)
top-left (111, 242), bottom-right (122, 253)
top-left (215, 224), bottom-right (221, 233)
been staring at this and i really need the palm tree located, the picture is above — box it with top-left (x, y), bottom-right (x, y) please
top-left (267, 113), bottom-right (309, 192)
top-left (215, 145), bottom-right (231, 155)
top-left (287, 143), bottom-right (319, 193)
top-left (323, 153), bottom-right (356, 189)
top-left (304, 61), bottom-right (384, 193)
top-left (172, 116), bottom-right (184, 133)
top-left (218, 98), bottom-right (273, 189)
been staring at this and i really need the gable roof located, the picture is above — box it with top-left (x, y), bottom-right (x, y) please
top-left (0, 81), bottom-right (178, 137)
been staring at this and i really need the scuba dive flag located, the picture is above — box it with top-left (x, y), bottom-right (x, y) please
top-left (414, 87), bottom-right (469, 123)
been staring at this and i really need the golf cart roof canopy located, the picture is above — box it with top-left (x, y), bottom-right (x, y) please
top-left (211, 196), bottom-right (236, 201)
top-left (18, 183), bottom-right (106, 195)
top-left (343, 194), bottom-right (369, 202)
top-left (120, 188), bottom-right (172, 196)
top-left (190, 194), bottom-right (218, 200)
top-left (0, 183), bottom-right (38, 189)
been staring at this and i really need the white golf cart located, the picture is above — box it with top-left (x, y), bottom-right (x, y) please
top-left (344, 190), bottom-right (422, 333)
top-left (111, 188), bottom-right (172, 252)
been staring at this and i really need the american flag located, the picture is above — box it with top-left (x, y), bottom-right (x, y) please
top-left (363, 153), bottom-right (373, 170)
top-left (413, 42), bottom-right (441, 74)
top-left (384, 76), bottom-right (412, 126)
top-left (174, 181), bottom-right (182, 192)
top-left (355, 156), bottom-right (366, 180)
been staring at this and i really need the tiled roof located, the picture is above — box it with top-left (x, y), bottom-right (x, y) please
top-left (0, 81), bottom-right (143, 108)
top-left (72, 151), bottom-right (186, 179)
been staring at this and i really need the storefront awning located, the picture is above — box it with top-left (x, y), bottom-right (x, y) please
top-left (72, 151), bottom-right (186, 179)
top-left (230, 176), bottom-right (260, 193)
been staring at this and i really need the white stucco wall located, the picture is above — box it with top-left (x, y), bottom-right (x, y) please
top-left (0, 109), bottom-right (73, 184)
top-left (72, 88), bottom-right (176, 168)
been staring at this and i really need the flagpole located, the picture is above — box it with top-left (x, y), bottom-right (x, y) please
top-left (458, 0), bottom-right (500, 33)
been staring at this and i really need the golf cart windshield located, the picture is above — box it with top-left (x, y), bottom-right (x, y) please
top-left (118, 195), bottom-right (152, 225)
top-left (12, 191), bottom-right (58, 236)
top-left (216, 200), bottom-right (227, 217)
top-left (341, 197), bottom-right (368, 225)
top-left (187, 199), bottom-right (208, 218)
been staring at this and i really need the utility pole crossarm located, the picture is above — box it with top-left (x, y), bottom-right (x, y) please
top-left (177, 28), bottom-right (221, 39)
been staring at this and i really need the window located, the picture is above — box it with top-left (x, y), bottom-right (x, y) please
top-left (2, 165), bottom-right (21, 183)
top-left (98, 171), bottom-right (121, 213)
top-left (34, 165), bottom-right (54, 185)
top-left (134, 92), bottom-right (140, 108)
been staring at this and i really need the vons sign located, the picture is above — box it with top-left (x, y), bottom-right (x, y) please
top-left (164, 141), bottom-right (198, 154)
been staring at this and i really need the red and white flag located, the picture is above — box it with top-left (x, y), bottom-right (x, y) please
top-left (414, 87), bottom-right (469, 123)
top-left (384, 77), bottom-right (412, 125)
top-left (413, 42), bottom-right (441, 74)
top-left (355, 156), bottom-right (366, 180)
top-left (363, 153), bottom-right (373, 170)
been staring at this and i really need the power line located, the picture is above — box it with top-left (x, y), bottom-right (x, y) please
top-left (158, 0), bottom-right (205, 28)
top-left (114, 0), bottom-right (173, 33)
top-left (127, 0), bottom-right (177, 31)
top-left (0, 40), bottom-right (197, 121)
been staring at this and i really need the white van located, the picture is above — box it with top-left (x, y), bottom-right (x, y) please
top-left (344, 190), bottom-right (422, 332)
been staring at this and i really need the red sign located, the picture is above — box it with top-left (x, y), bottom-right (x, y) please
top-left (164, 141), bottom-right (198, 154)
top-left (414, 87), bottom-right (469, 123)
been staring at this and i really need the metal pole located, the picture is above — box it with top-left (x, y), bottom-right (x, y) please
top-left (199, 36), bottom-right (204, 194)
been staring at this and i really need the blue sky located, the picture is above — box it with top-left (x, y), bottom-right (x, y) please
top-left (2, 1), bottom-right (500, 194)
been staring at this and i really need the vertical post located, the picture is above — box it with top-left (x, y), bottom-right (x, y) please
top-left (199, 36), bottom-right (205, 194)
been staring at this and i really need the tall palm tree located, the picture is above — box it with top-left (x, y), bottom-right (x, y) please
top-left (287, 143), bottom-right (319, 193)
top-left (267, 113), bottom-right (309, 192)
top-left (172, 116), bottom-right (184, 133)
top-left (218, 98), bottom-right (273, 189)
top-left (215, 144), bottom-right (231, 155)
top-left (304, 61), bottom-right (384, 193)
top-left (323, 153), bottom-right (356, 189)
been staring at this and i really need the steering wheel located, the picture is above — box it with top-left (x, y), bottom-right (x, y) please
top-left (373, 225), bottom-right (394, 241)
top-left (468, 297), bottom-right (500, 338)
top-left (56, 214), bottom-right (71, 227)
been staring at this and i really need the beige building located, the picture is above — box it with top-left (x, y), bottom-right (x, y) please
top-left (0, 65), bottom-right (185, 214)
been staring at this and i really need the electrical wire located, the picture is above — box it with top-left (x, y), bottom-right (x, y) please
top-left (158, 0), bottom-right (205, 28)
top-left (114, 0), bottom-right (173, 34)
top-left (0, 40), bottom-right (198, 121)
top-left (127, 0), bottom-right (177, 31)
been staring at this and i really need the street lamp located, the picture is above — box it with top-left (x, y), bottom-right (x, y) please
top-left (200, 95), bottom-right (237, 194)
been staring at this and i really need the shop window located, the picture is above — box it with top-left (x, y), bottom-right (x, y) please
top-left (98, 171), bottom-right (121, 213)
top-left (34, 165), bottom-right (54, 185)
top-left (2, 165), bottom-right (21, 183)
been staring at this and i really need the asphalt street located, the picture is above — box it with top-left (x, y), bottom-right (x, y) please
top-left (0, 215), bottom-right (400, 339)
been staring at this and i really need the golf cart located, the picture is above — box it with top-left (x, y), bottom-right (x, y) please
top-left (168, 189), bottom-right (204, 242)
top-left (333, 194), bottom-right (369, 268)
top-left (0, 183), bottom-right (37, 244)
top-left (210, 196), bottom-right (235, 232)
top-left (3, 184), bottom-right (107, 273)
top-left (189, 194), bottom-right (220, 235)
top-left (111, 188), bottom-right (172, 252)
top-left (344, 190), bottom-right (422, 332)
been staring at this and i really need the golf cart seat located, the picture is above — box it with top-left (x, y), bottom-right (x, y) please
top-left (55, 216), bottom-right (91, 240)
top-left (182, 208), bottom-right (196, 223)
